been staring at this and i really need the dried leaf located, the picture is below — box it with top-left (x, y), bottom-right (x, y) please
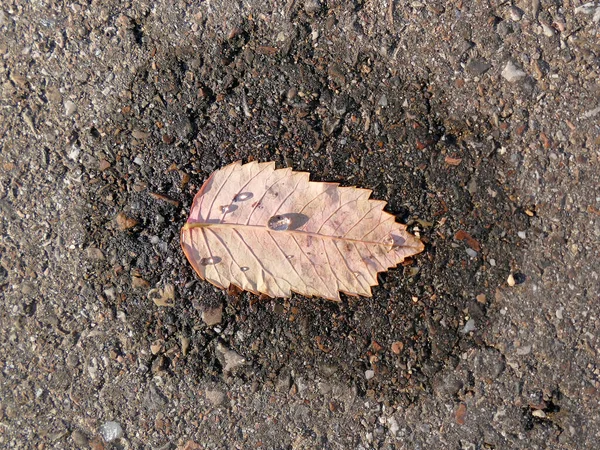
top-left (454, 230), bottom-right (481, 252)
top-left (444, 155), bottom-right (463, 166)
top-left (148, 284), bottom-right (175, 307)
top-left (181, 161), bottom-right (424, 301)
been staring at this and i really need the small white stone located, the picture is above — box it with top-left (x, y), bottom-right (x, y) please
top-left (68, 146), bottom-right (80, 160)
top-left (507, 274), bottom-right (516, 286)
top-left (388, 416), bottom-right (400, 435)
top-left (205, 389), bottom-right (225, 405)
top-left (509, 6), bottom-right (523, 21)
top-left (541, 22), bottom-right (555, 37)
top-left (575, 3), bottom-right (596, 15)
top-left (64, 100), bottom-right (77, 116)
top-left (517, 231), bottom-right (527, 239)
top-left (216, 343), bottom-right (245, 373)
top-left (516, 345), bottom-right (532, 355)
top-left (501, 61), bottom-right (527, 83)
top-left (462, 319), bottom-right (476, 333)
top-left (99, 421), bottom-right (123, 442)
top-left (365, 369), bottom-right (375, 380)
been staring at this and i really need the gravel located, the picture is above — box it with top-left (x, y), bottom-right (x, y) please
top-left (1, 0), bottom-right (598, 448)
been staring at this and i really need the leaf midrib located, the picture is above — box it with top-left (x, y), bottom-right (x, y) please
top-left (182, 221), bottom-right (398, 248)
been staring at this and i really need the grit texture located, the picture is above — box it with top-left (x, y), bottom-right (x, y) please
top-left (0, 1), bottom-right (598, 449)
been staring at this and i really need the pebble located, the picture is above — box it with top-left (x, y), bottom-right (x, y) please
top-left (465, 58), bottom-right (491, 76)
top-left (387, 416), bottom-right (400, 436)
top-left (86, 247), bottom-right (105, 261)
top-left (540, 22), bottom-right (555, 37)
top-left (216, 343), bottom-right (245, 373)
top-left (466, 248), bottom-right (478, 258)
top-left (509, 6), bottom-right (523, 21)
top-left (202, 304), bottom-right (223, 326)
top-left (181, 336), bottom-right (190, 356)
top-left (131, 276), bottom-right (150, 288)
top-left (507, 274), bottom-right (516, 286)
top-left (20, 283), bottom-right (33, 295)
top-left (455, 403), bottom-right (467, 425)
top-left (575, 3), bottom-right (597, 15)
top-left (175, 116), bottom-right (194, 140)
top-left (517, 231), bottom-right (527, 239)
top-left (581, 106), bottom-right (600, 119)
top-left (71, 430), bottom-right (89, 447)
top-left (131, 130), bottom-right (150, 140)
top-left (64, 100), bottom-right (77, 116)
top-left (304, 0), bottom-right (322, 16)
top-left (116, 212), bottom-right (138, 230)
top-left (365, 370), bottom-right (375, 380)
top-left (99, 159), bottom-right (111, 171)
top-left (501, 61), bottom-right (526, 83)
top-left (461, 319), bottom-right (476, 333)
top-left (276, 370), bottom-right (292, 392)
top-left (150, 341), bottom-right (162, 355)
top-left (205, 389), bottom-right (225, 405)
top-left (391, 341), bottom-right (404, 354)
top-left (378, 94), bottom-right (388, 107)
top-left (516, 345), bottom-right (532, 355)
top-left (99, 421), bottom-right (123, 442)
top-left (103, 287), bottom-right (116, 300)
top-left (433, 374), bottom-right (464, 397)
top-left (149, 284), bottom-right (175, 307)
top-left (286, 87), bottom-right (298, 101)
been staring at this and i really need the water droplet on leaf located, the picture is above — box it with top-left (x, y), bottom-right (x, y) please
top-left (286, 255), bottom-right (294, 259)
top-left (240, 266), bottom-right (249, 272)
top-left (200, 256), bottom-right (221, 266)
top-left (267, 215), bottom-right (292, 231)
top-left (234, 192), bottom-right (253, 202)
top-left (220, 204), bottom-right (236, 213)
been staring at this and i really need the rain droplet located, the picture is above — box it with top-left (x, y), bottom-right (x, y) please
top-left (220, 204), bottom-right (234, 213)
top-left (200, 257), bottom-right (221, 266)
top-left (240, 266), bottom-right (249, 272)
top-left (233, 192), bottom-right (253, 202)
top-left (286, 255), bottom-right (294, 259)
top-left (267, 215), bottom-right (291, 231)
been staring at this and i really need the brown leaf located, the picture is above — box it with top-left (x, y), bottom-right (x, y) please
top-left (444, 155), bottom-right (462, 166)
top-left (181, 161), bottom-right (424, 301)
top-left (454, 230), bottom-right (481, 252)
top-left (256, 46), bottom-right (278, 56)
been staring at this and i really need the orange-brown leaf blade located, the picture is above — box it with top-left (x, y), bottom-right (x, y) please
top-left (181, 161), bottom-right (424, 301)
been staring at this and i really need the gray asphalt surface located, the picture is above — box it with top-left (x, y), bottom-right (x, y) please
top-left (1, 1), bottom-right (599, 449)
